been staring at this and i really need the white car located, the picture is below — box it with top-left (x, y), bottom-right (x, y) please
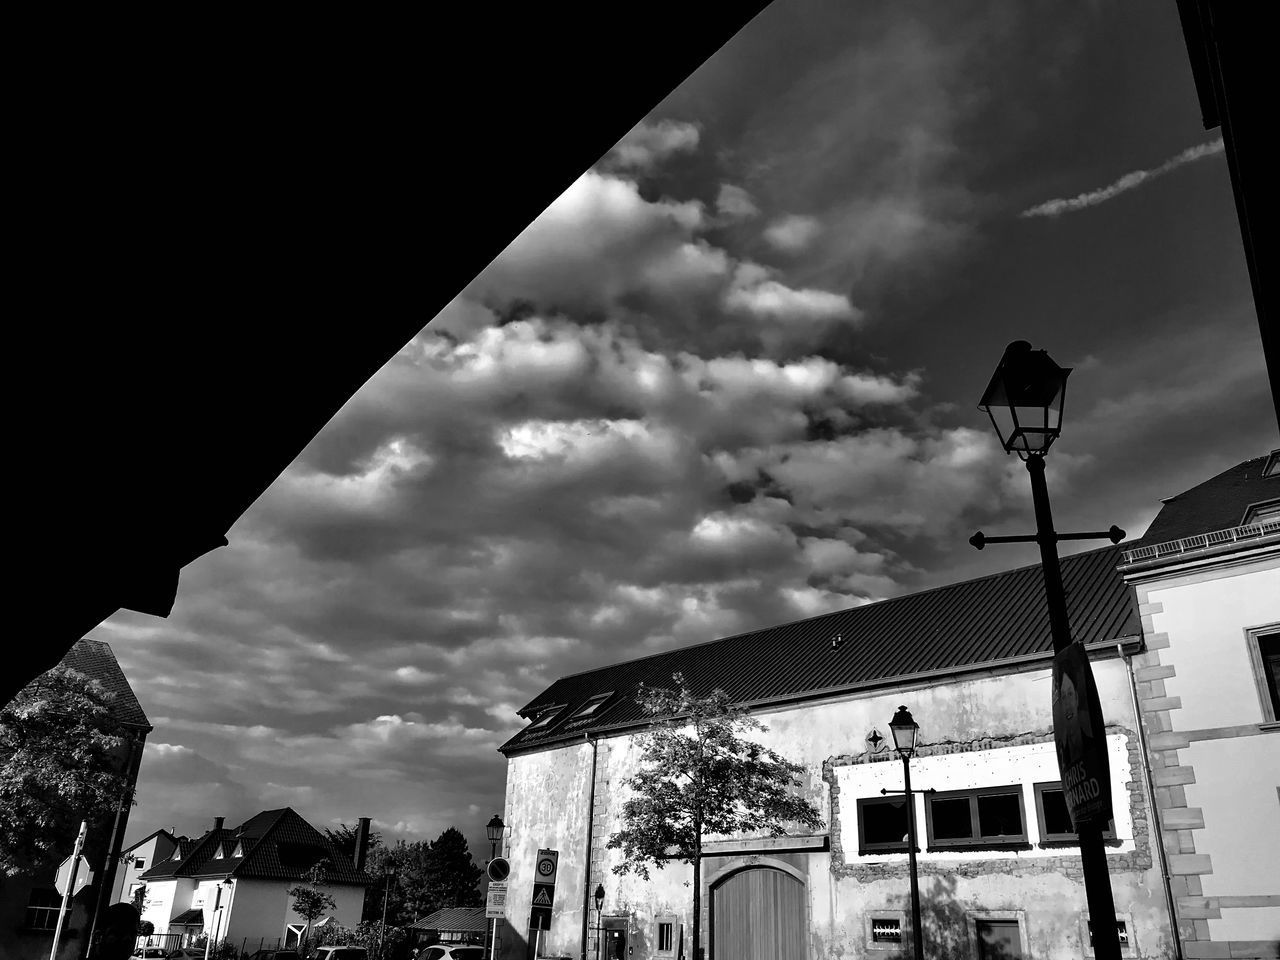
top-left (418, 947), bottom-right (485, 960)
top-left (310, 948), bottom-right (367, 960)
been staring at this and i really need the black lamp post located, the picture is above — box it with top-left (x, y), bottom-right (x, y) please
top-left (972, 340), bottom-right (1124, 960)
top-left (593, 884), bottom-right (605, 960)
top-left (379, 867), bottom-right (396, 960)
top-left (485, 816), bottom-right (504, 960)
top-left (889, 706), bottom-right (925, 960)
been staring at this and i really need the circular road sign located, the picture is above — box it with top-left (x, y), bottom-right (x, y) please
top-left (487, 856), bottom-right (510, 883)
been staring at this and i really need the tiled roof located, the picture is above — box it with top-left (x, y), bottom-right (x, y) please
top-left (139, 808), bottom-right (372, 885)
top-left (500, 545), bottom-right (1140, 756)
top-left (52, 638), bottom-right (151, 729)
top-left (122, 828), bottom-right (178, 855)
top-left (1134, 450), bottom-right (1278, 547)
top-left (409, 907), bottom-right (487, 932)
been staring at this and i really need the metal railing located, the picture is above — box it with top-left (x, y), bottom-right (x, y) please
top-left (1121, 518), bottom-right (1280, 564)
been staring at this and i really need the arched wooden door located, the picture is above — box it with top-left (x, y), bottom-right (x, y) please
top-left (711, 866), bottom-right (806, 960)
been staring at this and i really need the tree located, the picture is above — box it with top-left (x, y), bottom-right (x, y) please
top-left (423, 827), bottom-right (483, 910)
top-left (288, 861), bottom-right (337, 944)
top-left (0, 665), bottom-right (131, 875)
top-left (606, 673), bottom-right (824, 960)
top-left (325, 822), bottom-right (382, 863)
top-left (362, 828), bottom-right (482, 926)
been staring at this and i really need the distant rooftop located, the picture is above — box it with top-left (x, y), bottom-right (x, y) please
top-left (33, 637), bottom-right (152, 729)
top-left (1134, 450), bottom-right (1278, 549)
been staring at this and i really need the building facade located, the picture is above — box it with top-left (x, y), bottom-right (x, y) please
top-left (1120, 450), bottom-right (1280, 959)
top-left (496, 546), bottom-right (1180, 960)
top-left (136, 809), bottom-right (372, 952)
top-left (111, 829), bottom-right (179, 908)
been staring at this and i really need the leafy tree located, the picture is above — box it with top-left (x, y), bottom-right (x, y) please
top-left (288, 861), bottom-right (337, 943)
top-left (362, 828), bottom-right (482, 926)
top-left (0, 665), bottom-right (131, 875)
top-left (606, 673), bottom-right (823, 960)
top-left (423, 827), bottom-right (482, 910)
top-left (325, 822), bottom-right (382, 863)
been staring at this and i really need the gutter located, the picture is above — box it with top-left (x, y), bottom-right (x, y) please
top-left (580, 735), bottom-right (599, 960)
top-left (1118, 642), bottom-right (1183, 960)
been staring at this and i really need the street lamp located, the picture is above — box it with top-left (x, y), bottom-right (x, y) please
top-left (593, 885), bottom-right (605, 960)
top-left (972, 340), bottom-right (1124, 960)
top-left (888, 706), bottom-right (924, 960)
top-left (486, 814), bottom-right (505, 860)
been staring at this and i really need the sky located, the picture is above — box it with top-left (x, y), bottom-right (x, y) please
top-left (100, 0), bottom-right (1275, 864)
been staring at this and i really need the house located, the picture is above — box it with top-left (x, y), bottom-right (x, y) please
top-left (0, 638), bottom-right (152, 960)
top-left (1118, 449), bottom-right (1280, 959)
top-left (407, 907), bottom-right (487, 948)
top-left (495, 544), bottom-right (1175, 960)
top-left (136, 810), bottom-right (374, 951)
top-left (112, 829), bottom-right (180, 908)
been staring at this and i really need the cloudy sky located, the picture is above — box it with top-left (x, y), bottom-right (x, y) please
top-left (101, 1), bottom-right (1274, 862)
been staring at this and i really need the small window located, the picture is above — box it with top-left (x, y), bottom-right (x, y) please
top-left (570, 693), bottom-right (613, 719)
top-left (975, 920), bottom-right (1025, 959)
top-left (925, 787), bottom-right (1028, 849)
top-left (1033, 782), bottom-right (1116, 843)
top-left (657, 922), bottom-right (673, 951)
top-left (857, 796), bottom-right (910, 853)
top-left (135, 858), bottom-right (146, 868)
top-left (25, 889), bottom-right (61, 931)
top-left (1087, 919), bottom-right (1129, 946)
top-left (1256, 631), bottom-right (1280, 721)
top-left (871, 918), bottom-right (901, 943)
top-left (525, 705), bottom-right (565, 731)
top-left (231, 841), bottom-right (244, 857)
top-left (213, 845), bottom-right (225, 859)
top-left (1241, 499), bottom-right (1280, 524)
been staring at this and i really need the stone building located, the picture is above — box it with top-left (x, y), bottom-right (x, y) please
top-left (495, 545), bottom-right (1176, 960)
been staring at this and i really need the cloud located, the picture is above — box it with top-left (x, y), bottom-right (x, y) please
top-left (1020, 138), bottom-right (1225, 218)
top-left (716, 183), bottom-right (759, 220)
top-left (763, 214), bottom-right (822, 253)
top-left (604, 119), bottom-right (701, 171)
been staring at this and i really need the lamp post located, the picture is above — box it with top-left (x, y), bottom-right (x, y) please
top-left (379, 867), bottom-right (396, 960)
top-left (593, 884), bottom-right (604, 960)
top-left (485, 816), bottom-right (505, 960)
top-left (888, 707), bottom-right (925, 960)
top-left (971, 340), bottom-right (1124, 960)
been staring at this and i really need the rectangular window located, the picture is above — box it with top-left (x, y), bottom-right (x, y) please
top-left (657, 922), bottom-right (673, 952)
top-left (1259, 632), bottom-right (1280, 720)
top-left (871, 918), bottom-right (901, 943)
top-left (570, 693), bottom-right (613, 720)
top-left (925, 786), bottom-right (1028, 849)
top-left (135, 858), bottom-right (146, 869)
top-left (1033, 782), bottom-right (1116, 843)
top-left (1087, 919), bottom-right (1129, 947)
top-left (857, 796), bottom-right (910, 853)
top-left (975, 920), bottom-right (1025, 959)
top-left (525, 705), bottom-right (565, 731)
top-left (26, 889), bottom-right (61, 931)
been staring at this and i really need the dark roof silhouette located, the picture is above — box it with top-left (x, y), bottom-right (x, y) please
top-left (122, 828), bottom-right (178, 855)
top-left (409, 907), bottom-right (487, 933)
top-left (29, 638), bottom-right (151, 730)
top-left (139, 808), bottom-right (371, 885)
top-left (501, 545), bottom-right (1140, 756)
top-left (1135, 450), bottom-right (1278, 547)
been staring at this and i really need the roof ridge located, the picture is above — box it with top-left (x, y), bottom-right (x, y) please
top-left (538, 544), bottom-right (1117, 691)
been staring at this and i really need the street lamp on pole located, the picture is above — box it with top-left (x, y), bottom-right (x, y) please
top-left (971, 340), bottom-right (1125, 960)
top-left (888, 706), bottom-right (925, 960)
top-left (485, 816), bottom-right (505, 960)
top-left (593, 884), bottom-right (605, 960)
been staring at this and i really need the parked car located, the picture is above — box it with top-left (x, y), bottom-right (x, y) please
top-left (310, 948), bottom-right (366, 960)
top-left (418, 948), bottom-right (484, 960)
top-left (166, 950), bottom-right (205, 960)
top-left (248, 951), bottom-right (302, 960)
top-left (132, 949), bottom-right (168, 959)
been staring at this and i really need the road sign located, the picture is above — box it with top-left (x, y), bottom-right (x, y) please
top-left (487, 856), bottom-right (510, 883)
top-left (54, 855), bottom-right (93, 897)
top-left (532, 882), bottom-right (555, 908)
top-left (530, 905), bottom-right (552, 930)
top-left (485, 881), bottom-right (507, 919)
top-left (534, 849), bottom-right (558, 885)
top-left (1052, 642), bottom-right (1114, 825)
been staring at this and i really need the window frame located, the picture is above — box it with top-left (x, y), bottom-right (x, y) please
top-left (856, 795), bottom-right (912, 855)
top-left (1245, 623), bottom-right (1280, 723)
top-left (25, 888), bottom-right (61, 931)
top-left (1033, 781), bottom-right (1117, 845)
top-left (654, 915), bottom-right (678, 956)
top-left (523, 704), bottom-right (566, 732)
top-left (972, 917), bottom-right (1026, 960)
top-left (924, 785), bottom-right (1030, 851)
top-left (864, 911), bottom-right (907, 951)
top-left (569, 692), bottom-right (614, 721)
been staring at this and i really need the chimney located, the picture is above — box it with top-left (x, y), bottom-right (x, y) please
top-left (213, 816), bottom-right (225, 832)
top-left (353, 818), bottom-right (371, 872)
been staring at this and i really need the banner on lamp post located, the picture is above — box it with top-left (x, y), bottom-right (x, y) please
top-left (1051, 641), bottom-right (1113, 826)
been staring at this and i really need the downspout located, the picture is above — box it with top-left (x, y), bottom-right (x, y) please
top-left (580, 735), bottom-right (599, 960)
top-left (1118, 642), bottom-right (1183, 960)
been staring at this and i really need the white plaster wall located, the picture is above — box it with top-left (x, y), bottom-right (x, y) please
top-left (222, 880), bottom-right (367, 946)
top-left (139, 878), bottom-right (195, 933)
top-left (1148, 560), bottom-right (1280, 730)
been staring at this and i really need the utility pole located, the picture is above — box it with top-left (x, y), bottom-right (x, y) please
top-left (50, 821), bottom-right (88, 960)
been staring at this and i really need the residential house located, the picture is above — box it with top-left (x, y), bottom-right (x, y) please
top-left (137, 809), bottom-right (373, 951)
top-left (408, 907), bottom-right (487, 949)
top-left (1119, 449), bottom-right (1280, 959)
top-left (111, 829), bottom-right (180, 909)
top-left (0, 638), bottom-right (151, 960)
top-left (496, 545), bottom-right (1175, 960)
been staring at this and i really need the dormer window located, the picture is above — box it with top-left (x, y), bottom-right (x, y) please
top-left (569, 693), bottom-right (613, 719)
top-left (525, 705), bottom-right (565, 731)
top-left (1264, 450), bottom-right (1279, 477)
top-left (231, 841), bottom-right (244, 858)
top-left (213, 845), bottom-right (225, 859)
top-left (1241, 498), bottom-right (1280, 525)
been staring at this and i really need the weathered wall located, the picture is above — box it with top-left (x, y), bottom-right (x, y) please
top-left (501, 656), bottom-right (1177, 960)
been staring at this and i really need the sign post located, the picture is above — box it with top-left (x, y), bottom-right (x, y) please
top-left (50, 821), bottom-right (89, 960)
top-left (486, 856), bottom-right (509, 960)
top-left (528, 849), bottom-right (558, 936)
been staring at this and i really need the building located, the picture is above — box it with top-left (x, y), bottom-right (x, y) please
top-left (111, 829), bottom-right (180, 908)
top-left (0, 638), bottom-right (151, 960)
top-left (1119, 450), bottom-right (1280, 959)
top-left (496, 545), bottom-right (1176, 960)
top-left (408, 907), bottom-right (487, 949)
top-left (136, 809), bottom-right (373, 952)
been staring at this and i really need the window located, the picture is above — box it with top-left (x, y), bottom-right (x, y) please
top-left (1246, 626), bottom-right (1280, 722)
top-left (925, 786), bottom-right (1028, 849)
top-left (857, 796), bottom-right (910, 853)
top-left (871, 918), bottom-right (901, 943)
top-left (657, 922), bottom-right (673, 951)
top-left (213, 844), bottom-right (225, 859)
top-left (1033, 782), bottom-right (1116, 843)
top-left (25, 888), bottom-right (61, 931)
top-left (525, 705), bottom-right (565, 731)
top-left (135, 858), bottom-right (146, 868)
top-left (570, 693), bottom-right (613, 720)
top-left (975, 920), bottom-right (1025, 959)
top-left (1241, 498), bottom-right (1280, 524)
top-left (231, 841), bottom-right (244, 857)
top-left (1087, 920), bottom-right (1129, 947)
